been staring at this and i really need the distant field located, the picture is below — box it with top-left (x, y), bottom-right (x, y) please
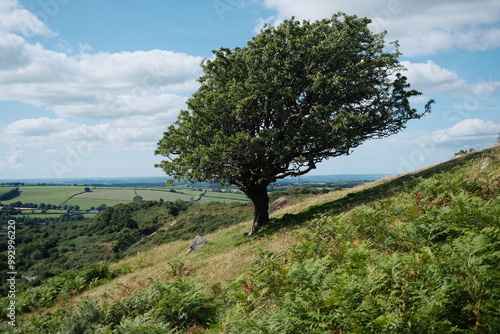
top-left (74, 188), bottom-right (137, 201)
top-left (1, 185), bottom-right (248, 211)
top-left (73, 188), bottom-right (195, 202)
top-left (135, 189), bottom-right (196, 201)
top-left (199, 191), bottom-right (248, 203)
top-left (0, 186), bottom-right (85, 205)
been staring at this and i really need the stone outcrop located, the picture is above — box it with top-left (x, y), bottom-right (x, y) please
top-left (186, 235), bottom-right (209, 255)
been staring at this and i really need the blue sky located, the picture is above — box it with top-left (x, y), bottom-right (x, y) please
top-left (1, 0), bottom-right (499, 180)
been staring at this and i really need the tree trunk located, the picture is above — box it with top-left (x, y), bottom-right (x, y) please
top-left (243, 184), bottom-right (270, 235)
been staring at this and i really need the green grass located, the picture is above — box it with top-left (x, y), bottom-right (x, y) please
top-left (197, 191), bottom-right (248, 203)
top-left (134, 189), bottom-right (194, 201)
top-left (75, 188), bottom-right (137, 201)
top-left (1, 186), bottom-right (84, 206)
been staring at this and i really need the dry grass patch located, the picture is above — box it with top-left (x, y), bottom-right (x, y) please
top-left (49, 218), bottom-right (303, 313)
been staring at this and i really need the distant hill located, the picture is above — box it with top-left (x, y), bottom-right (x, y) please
top-left (0, 174), bottom-right (389, 187)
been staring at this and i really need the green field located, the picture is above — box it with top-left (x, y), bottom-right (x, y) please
top-left (1, 186), bottom-right (85, 206)
top-left (73, 188), bottom-right (196, 202)
top-left (198, 191), bottom-right (249, 203)
top-left (63, 198), bottom-right (131, 210)
top-left (1, 185), bottom-right (248, 211)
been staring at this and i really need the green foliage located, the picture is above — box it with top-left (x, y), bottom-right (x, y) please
top-left (221, 149), bottom-right (500, 333)
top-left (268, 186), bottom-right (331, 202)
top-left (0, 263), bottom-right (116, 318)
top-left (113, 315), bottom-right (174, 334)
top-left (17, 279), bottom-right (214, 333)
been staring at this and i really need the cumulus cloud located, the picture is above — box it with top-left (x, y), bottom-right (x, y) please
top-left (261, 0), bottom-right (500, 56)
top-left (0, 1), bottom-right (202, 121)
top-left (5, 117), bottom-right (69, 136)
top-left (398, 60), bottom-right (500, 101)
top-left (2, 113), bottom-right (171, 153)
top-left (401, 60), bottom-right (468, 94)
top-left (0, 45), bottom-right (202, 119)
top-left (0, 0), bottom-right (54, 37)
top-left (418, 119), bottom-right (500, 146)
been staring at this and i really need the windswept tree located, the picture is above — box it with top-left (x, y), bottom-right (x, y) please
top-left (155, 13), bottom-right (433, 234)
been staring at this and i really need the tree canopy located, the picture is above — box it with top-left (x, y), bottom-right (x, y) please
top-left (155, 13), bottom-right (433, 234)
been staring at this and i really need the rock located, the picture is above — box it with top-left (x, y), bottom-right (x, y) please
top-left (269, 196), bottom-right (291, 212)
top-left (186, 235), bottom-right (209, 255)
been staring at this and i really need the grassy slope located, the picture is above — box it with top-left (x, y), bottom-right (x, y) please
top-left (112, 146), bottom-right (496, 288)
top-left (8, 146), bottom-right (500, 333)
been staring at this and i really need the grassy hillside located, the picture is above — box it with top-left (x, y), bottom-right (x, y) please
top-left (2, 146), bottom-right (499, 333)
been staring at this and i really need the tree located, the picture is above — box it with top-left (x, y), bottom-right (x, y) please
top-left (155, 13), bottom-right (433, 234)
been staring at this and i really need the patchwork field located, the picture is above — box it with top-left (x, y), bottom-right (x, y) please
top-left (73, 188), bottom-right (196, 202)
top-left (0, 185), bottom-right (248, 211)
top-left (0, 186), bottom-right (85, 205)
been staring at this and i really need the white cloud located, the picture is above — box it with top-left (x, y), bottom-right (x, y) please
top-left (395, 60), bottom-right (500, 101)
top-left (0, 150), bottom-right (24, 171)
top-left (5, 117), bottom-right (68, 136)
top-left (0, 44), bottom-right (202, 119)
top-left (419, 119), bottom-right (500, 145)
top-left (401, 60), bottom-right (468, 94)
top-left (0, 0), bottom-right (54, 37)
top-left (2, 112), bottom-right (174, 154)
top-left (0, 1), bottom-right (203, 121)
top-left (261, 0), bottom-right (500, 56)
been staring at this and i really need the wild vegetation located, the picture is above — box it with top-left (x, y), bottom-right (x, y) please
top-left (0, 146), bottom-right (497, 333)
